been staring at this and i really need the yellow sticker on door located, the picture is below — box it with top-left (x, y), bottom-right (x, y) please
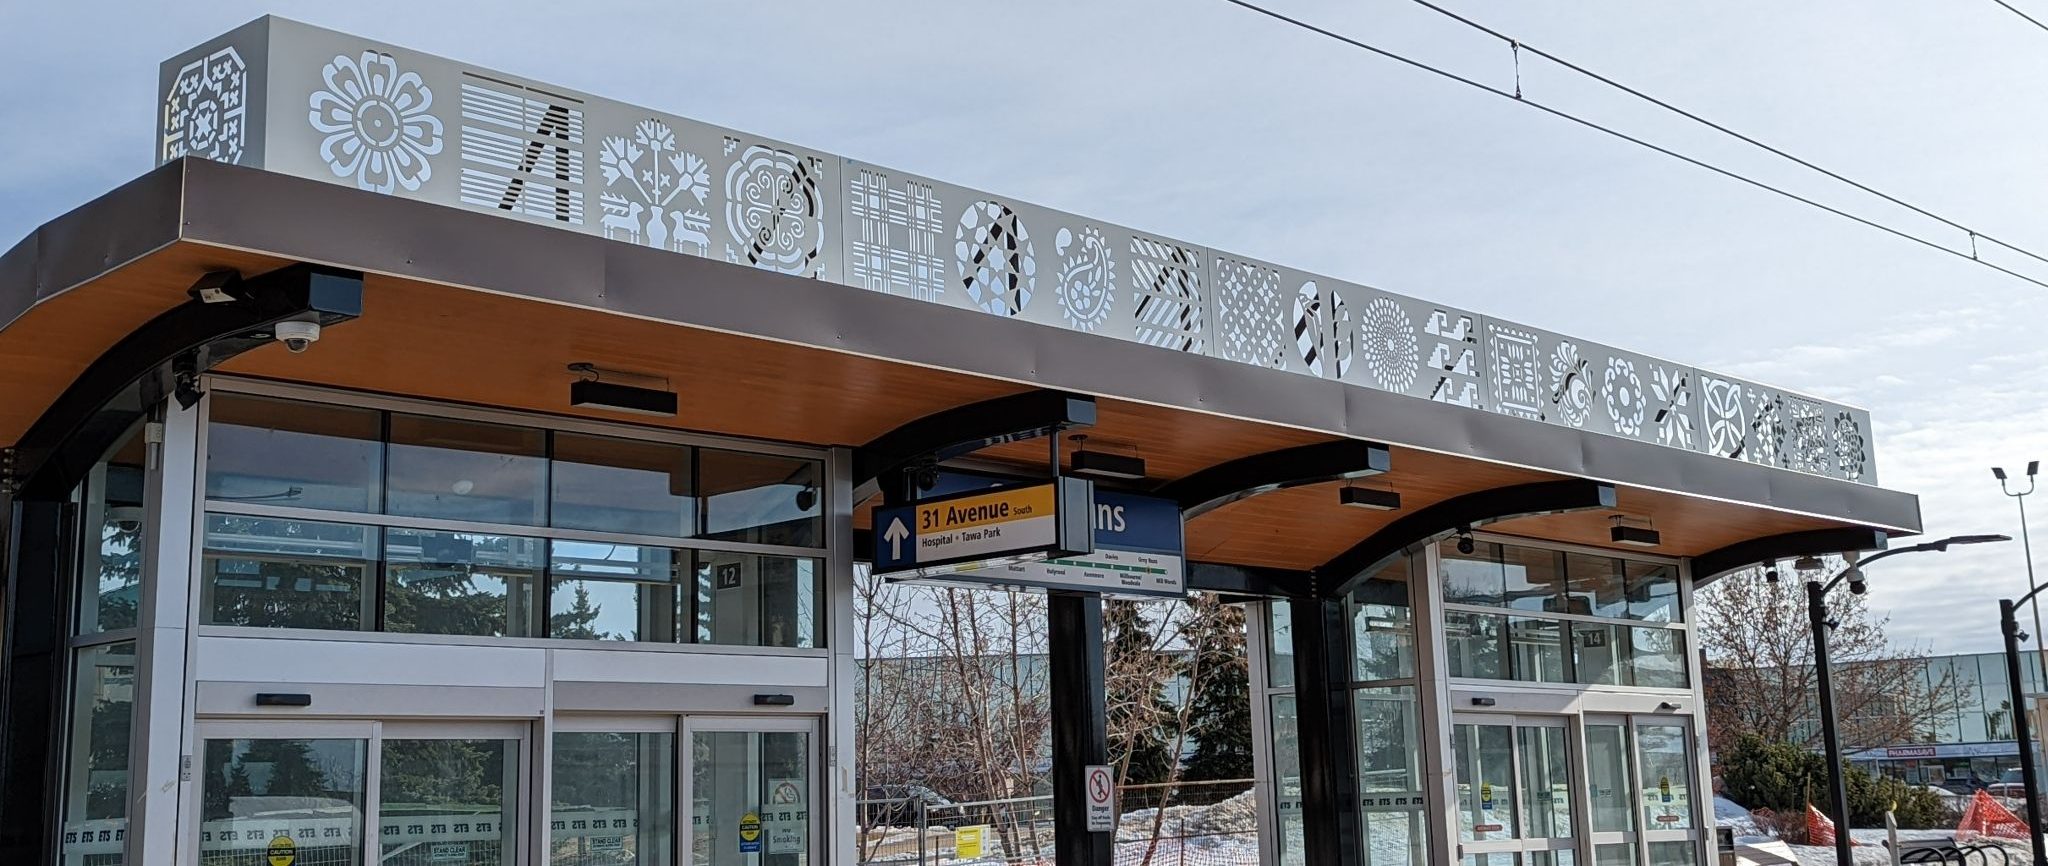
top-left (266, 835), bottom-right (295, 866)
top-left (739, 812), bottom-right (762, 853)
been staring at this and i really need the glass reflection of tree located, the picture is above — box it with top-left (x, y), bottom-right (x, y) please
top-left (549, 584), bottom-right (612, 640)
top-left (84, 652), bottom-right (134, 820)
top-left (207, 517), bottom-right (370, 630)
top-left (386, 534), bottom-right (524, 637)
top-left (94, 519), bottom-right (141, 631)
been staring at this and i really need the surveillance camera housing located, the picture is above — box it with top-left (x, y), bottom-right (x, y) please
top-left (275, 320), bottom-right (321, 354)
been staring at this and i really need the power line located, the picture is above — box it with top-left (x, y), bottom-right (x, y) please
top-left (1216, 0), bottom-right (2048, 292)
top-left (1402, 0), bottom-right (2048, 271)
top-left (1993, 0), bottom-right (2048, 34)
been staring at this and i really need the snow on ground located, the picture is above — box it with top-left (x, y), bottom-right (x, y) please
top-left (1718, 795), bottom-right (2037, 866)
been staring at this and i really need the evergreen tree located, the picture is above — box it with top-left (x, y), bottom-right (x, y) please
top-left (549, 583), bottom-right (610, 640)
top-left (1105, 600), bottom-right (1176, 788)
top-left (1179, 595), bottom-right (1254, 787)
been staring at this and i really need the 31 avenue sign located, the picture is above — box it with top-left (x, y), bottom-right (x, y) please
top-left (873, 478), bottom-right (1095, 579)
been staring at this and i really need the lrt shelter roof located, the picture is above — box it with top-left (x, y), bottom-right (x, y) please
top-left (0, 17), bottom-right (1918, 580)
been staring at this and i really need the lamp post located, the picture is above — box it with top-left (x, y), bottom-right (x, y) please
top-left (1785, 534), bottom-right (2011, 866)
top-left (1999, 592), bottom-right (2048, 866)
top-left (1995, 463), bottom-right (2048, 684)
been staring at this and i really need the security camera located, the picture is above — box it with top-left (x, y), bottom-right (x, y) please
top-left (275, 320), bottom-right (321, 354)
top-left (794, 486), bottom-right (817, 511)
top-left (1455, 528), bottom-right (1476, 555)
top-left (108, 505), bottom-right (144, 532)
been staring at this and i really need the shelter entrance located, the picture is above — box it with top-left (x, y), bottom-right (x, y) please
top-left (1451, 712), bottom-right (1702, 866)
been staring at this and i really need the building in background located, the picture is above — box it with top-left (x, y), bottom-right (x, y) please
top-left (1842, 652), bottom-right (2048, 790)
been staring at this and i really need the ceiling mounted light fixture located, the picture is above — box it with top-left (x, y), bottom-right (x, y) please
top-left (1068, 435), bottom-right (1146, 481)
top-left (1609, 515), bottom-right (1661, 548)
top-left (567, 362), bottom-right (677, 417)
top-left (1339, 484), bottom-right (1401, 511)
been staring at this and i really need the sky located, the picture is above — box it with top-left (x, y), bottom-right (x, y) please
top-left (5, 0), bottom-right (2047, 653)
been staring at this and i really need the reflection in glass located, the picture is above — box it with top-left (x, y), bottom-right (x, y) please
top-left (696, 553), bottom-right (820, 648)
top-left (552, 433), bottom-right (694, 537)
top-left (1595, 844), bottom-right (1638, 866)
top-left (1636, 725), bottom-right (1696, 830)
top-left (1626, 562), bottom-right (1682, 622)
top-left (1358, 687), bottom-right (1428, 866)
top-left (1529, 853), bottom-right (1577, 866)
top-left (691, 729), bottom-right (810, 866)
top-left (1629, 628), bottom-right (1689, 688)
top-left (1508, 617), bottom-right (1571, 684)
top-left (202, 516), bottom-right (377, 630)
top-left (1447, 612), bottom-right (1505, 680)
top-left (1269, 604), bottom-right (1296, 690)
top-left (1573, 623), bottom-right (1627, 686)
top-left (199, 737), bottom-right (366, 866)
top-left (550, 542), bottom-right (686, 642)
top-left (61, 642), bottom-right (134, 866)
top-left (379, 739), bottom-right (518, 865)
top-left (385, 530), bottom-right (542, 637)
top-left (1566, 553), bottom-right (1626, 619)
top-left (1463, 856), bottom-right (1517, 866)
top-left (1271, 694), bottom-right (1305, 866)
top-left (1442, 540), bottom-right (1506, 606)
top-left (699, 450), bottom-right (821, 547)
top-left (1453, 723), bottom-right (1517, 842)
top-left (1516, 726), bottom-right (1573, 839)
top-left (1586, 725), bottom-right (1636, 833)
top-left (206, 394), bottom-right (383, 513)
top-left (1646, 842), bottom-right (1696, 866)
top-left (80, 425), bottom-right (147, 634)
top-left (552, 732), bottom-right (675, 866)
top-left (1353, 558), bottom-right (1416, 681)
top-left (387, 415), bottom-right (546, 525)
top-left (1502, 545), bottom-right (1566, 614)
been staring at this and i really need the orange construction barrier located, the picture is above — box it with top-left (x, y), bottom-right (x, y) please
top-left (1957, 789), bottom-right (2033, 841)
top-left (1807, 803), bottom-right (1842, 846)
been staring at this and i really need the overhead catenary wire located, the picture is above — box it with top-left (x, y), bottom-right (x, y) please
top-left (1400, 0), bottom-right (2048, 271)
top-left (1992, 0), bottom-right (2048, 34)
top-left (1215, 0), bottom-right (2048, 292)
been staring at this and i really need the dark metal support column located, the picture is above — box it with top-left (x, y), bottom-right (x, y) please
top-left (1808, 581), bottom-right (1853, 866)
top-left (1290, 594), bottom-right (1361, 866)
top-left (0, 498), bottom-right (74, 863)
top-left (1050, 591), bottom-right (1112, 866)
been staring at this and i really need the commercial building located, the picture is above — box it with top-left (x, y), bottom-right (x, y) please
top-left (0, 16), bottom-right (1920, 866)
top-left (1839, 651), bottom-right (2048, 789)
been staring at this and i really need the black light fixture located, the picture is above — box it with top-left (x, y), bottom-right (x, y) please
top-left (1793, 553), bottom-right (1826, 574)
top-left (1339, 484), bottom-right (1401, 511)
top-left (1470, 697), bottom-right (1497, 707)
top-left (1609, 515), bottom-right (1661, 548)
top-left (568, 362), bottom-right (677, 417)
top-left (1067, 435), bottom-right (1146, 481)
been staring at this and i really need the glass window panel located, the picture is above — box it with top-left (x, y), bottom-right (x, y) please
top-left (60, 642), bottom-right (134, 866)
top-left (1502, 545), bottom-right (1567, 614)
top-left (385, 529), bottom-right (542, 637)
top-left (1453, 723), bottom-right (1517, 842)
top-left (1625, 562), bottom-right (1682, 622)
top-left (1447, 612), bottom-right (1505, 680)
top-left (1586, 724), bottom-right (1636, 833)
top-left (1270, 604), bottom-right (1296, 690)
top-left (1353, 558), bottom-right (1415, 681)
top-left (549, 542), bottom-right (687, 642)
top-left (1530, 853), bottom-right (1577, 866)
top-left (1594, 846), bottom-right (1637, 866)
top-left (552, 732), bottom-right (675, 866)
top-left (1508, 617), bottom-right (1571, 684)
top-left (379, 738), bottom-right (518, 865)
top-left (1442, 540), bottom-right (1506, 606)
top-left (1646, 841), bottom-right (1696, 866)
top-left (1572, 623), bottom-right (1628, 686)
top-left (690, 729), bottom-right (811, 865)
top-left (387, 415), bottom-right (546, 525)
top-left (1272, 695), bottom-right (1305, 866)
top-left (199, 737), bottom-right (366, 866)
top-left (1636, 724), bottom-right (1696, 830)
top-left (1629, 628), bottom-right (1690, 689)
top-left (1517, 726), bottom-right (1573, 839)
top-left (206, 394), bottom-right (383, 513)
top-left (78, 426), bottom-right (147, 634)
top-left (1566, 553), bottom-right (1626, 619)
top-left (1464, 856), bottom-right (1517, 866)
top-left (551, 433), bottom-right (695, 537)
top-left (1364, 807), bottom-right (1428, 866)
top-left (699, 450), bottom-right (821, 547)
top-left (695, 552), bottom-right (821, 648)
top-left (202, 515), bottom-right (378, 630)
top-left (1358, 687), bottom-right (1429, 866)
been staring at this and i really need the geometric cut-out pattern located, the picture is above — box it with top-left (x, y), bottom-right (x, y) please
top-left (955, 200), bottom-right (1035, 316)
top-left (1424, 309), bottom-right (1481, 407)
top-left (1130, 235), bottom-right (1205, 353)
top-left (1490, 323), bottom-right (1543, 420)
top-left (162, 46), bottom-right (249, 165)
top-left (1213, 258), bottom-right (1286, 368)
top-left (459, 78), bottom-right (585, 225)
top-left (850, 168), bottom-right (946, 300)
top-left (725, 143), bottom-right (826, 276)
top-left (598, 119), bottom-right (710, 255)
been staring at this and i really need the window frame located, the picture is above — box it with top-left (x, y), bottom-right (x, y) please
top-left (194, 377), bottom-right (831, 652)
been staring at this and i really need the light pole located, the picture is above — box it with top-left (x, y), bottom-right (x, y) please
top-left (1780, 534), bottom-right (2011, 866)
top-left (1995, 463), bottom-right (2048, 685)
top-left (1999, 592), bottom-right (2048, 866)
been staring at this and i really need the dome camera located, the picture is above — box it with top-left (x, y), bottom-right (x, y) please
top-left (275, 320), bottom-right (321, 354)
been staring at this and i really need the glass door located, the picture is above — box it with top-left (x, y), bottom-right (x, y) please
top-left (1632, 719), bottom-right (1701, 866)
top-left (192, 720), bottom-right (527, 866)
top-left (682, 717), bottom-right (817, 866)
top-left (1453, 715), bottom-right (1577, 866)
top-left (1584, 717), bottom-right (1639, 866)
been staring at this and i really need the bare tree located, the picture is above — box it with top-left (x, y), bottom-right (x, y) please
top-left (1695, 561), bottom-right (1969, 755)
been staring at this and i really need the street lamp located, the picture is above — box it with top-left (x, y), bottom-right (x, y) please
top-left (1776, 534), bottom-right (2011, 866)
top-left (2002, 585), bottom-right (2048, 866)
top-left (1996, 463), bottom-right (2048, 692)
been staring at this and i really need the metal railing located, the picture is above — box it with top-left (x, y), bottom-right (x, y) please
top-left (856, 779), bottom-right (1259, 866)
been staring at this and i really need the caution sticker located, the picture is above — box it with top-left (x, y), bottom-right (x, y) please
top-left (739, 811), bottom-right (762, 853)
top-left (267, 835), bottom-right (296, 866)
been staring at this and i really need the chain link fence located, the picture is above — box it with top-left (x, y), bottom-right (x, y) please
top-left (857, 779), bottom-right (1259, 866)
